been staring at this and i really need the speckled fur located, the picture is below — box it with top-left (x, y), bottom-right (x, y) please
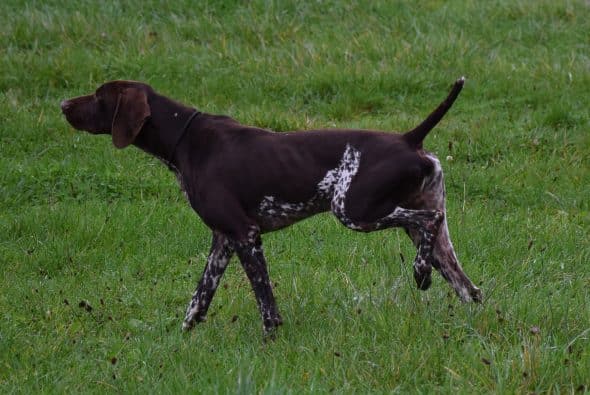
top-left (183, 232), bottom-right (234, 330)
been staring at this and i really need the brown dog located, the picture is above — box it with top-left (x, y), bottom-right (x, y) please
top-left (61, 78), bottom-right (481, 336)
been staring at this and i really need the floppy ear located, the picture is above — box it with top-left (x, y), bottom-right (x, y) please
top-left (112, 87), bottom-right (151, 149)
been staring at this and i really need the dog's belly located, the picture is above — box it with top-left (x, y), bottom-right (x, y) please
top-left (255, 195), bottom-right (330, 232)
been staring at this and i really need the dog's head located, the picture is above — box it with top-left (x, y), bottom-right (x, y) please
top-left (61, 80), bottom-right (152, 148)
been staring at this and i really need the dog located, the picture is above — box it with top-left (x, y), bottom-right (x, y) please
top-left (61, 77), bottom-right (482, 336)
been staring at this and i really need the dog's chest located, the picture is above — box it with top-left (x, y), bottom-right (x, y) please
top-left (157, 156), bottom-right (192, 203)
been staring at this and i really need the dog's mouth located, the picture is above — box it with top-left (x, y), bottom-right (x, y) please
top-left (60, 99), bottom-right (81, 125)
top-left (60, 103), bottom-right (84, 131)
top-left (60, 99), bottom-right (102, 134)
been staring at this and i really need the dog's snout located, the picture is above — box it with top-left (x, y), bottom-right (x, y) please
top-left (60, 100), bottom-right (71, 112)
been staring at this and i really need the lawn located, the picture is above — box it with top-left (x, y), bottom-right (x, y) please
top-left (1, 0), bottom-right (589, 393)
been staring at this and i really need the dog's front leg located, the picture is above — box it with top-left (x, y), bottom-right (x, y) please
top-left (183, 231), bottom-right (234, 331)
top-left (233, 227), bottom-right (282, 337)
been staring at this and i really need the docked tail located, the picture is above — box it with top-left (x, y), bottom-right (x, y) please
top-left (403, 77), bottom-right (465, 148)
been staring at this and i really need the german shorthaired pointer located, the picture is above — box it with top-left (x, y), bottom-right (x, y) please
top-left (61, 77), bottom-right (482, 336)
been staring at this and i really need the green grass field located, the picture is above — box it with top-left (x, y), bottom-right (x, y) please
top-left (1, 0), bottom-right (589, 393)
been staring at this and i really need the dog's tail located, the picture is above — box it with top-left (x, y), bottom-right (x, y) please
top-left (403, 77), bottom-right (465, 149)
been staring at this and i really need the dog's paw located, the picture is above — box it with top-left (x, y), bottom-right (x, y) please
top-left (456, 285), bottom-right (483, 303)
top-left (182, 320), bottom-right (195, 332)
top-left (182, 314), bottom-right (207, 332)
top-left (470, 286), bottom-right (483, 303)
top-left (262, 314), bottom-right (283, 340)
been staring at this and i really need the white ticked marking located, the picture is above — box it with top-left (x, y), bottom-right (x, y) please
top-left (257, 144), bottom-right (362, 231)
top-left (330, 144), bottom-right (361, 222)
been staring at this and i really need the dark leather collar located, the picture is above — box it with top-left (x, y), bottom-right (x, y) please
top-left (169, 110), bottom-right (200, 162)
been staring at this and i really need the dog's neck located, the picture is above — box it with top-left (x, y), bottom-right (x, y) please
top-left (134, 92), bottom-right (199, 169)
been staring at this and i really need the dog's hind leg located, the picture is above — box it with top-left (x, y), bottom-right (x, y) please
top-left (334, 201), bottom-right (444, 290)
top-left (403, 227), bottom-right (436, 291)
top-left (183, 232), bottom-right (234, 331)
top-left (356, 207), bottom-right (443, 291)
top-left (408, 216), bottom-right (482, 302)
top-left (406, 153), bottom-right (482, 302)
top-left (328, 144), bottom-right (441, 290)
top-left (431, 217), bottom-right (482, 302)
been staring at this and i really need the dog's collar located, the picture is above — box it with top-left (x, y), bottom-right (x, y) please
top-left (169, 110), bottom-right (200, 162)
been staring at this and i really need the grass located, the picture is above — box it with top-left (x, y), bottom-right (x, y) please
top-left (1, 0), bottom-right (589, 393)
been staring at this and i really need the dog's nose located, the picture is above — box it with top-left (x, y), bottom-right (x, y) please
top-left (60, 100), bottom-right (71, 111)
